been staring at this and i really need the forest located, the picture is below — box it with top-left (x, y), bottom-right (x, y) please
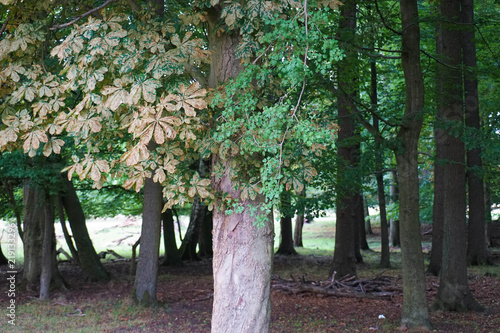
top-left (0, 0), bottom-right (500, 332)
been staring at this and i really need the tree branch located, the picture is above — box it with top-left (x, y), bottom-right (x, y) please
top-left (50, 0), bottom-right (119, 30)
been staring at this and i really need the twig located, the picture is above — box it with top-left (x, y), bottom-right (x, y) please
top-left (50, 0), bottom-right (119, 30)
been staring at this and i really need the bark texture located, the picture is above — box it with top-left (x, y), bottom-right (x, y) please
top-left (462, 0), bottom-right (488, 266)
top-left (161, 208), bottom-right (182, 267)
top-left (133, 173), bottom-right (163, 306)
top-left (208, 6), bottom-right (273, 332)
top-left (433, 0), bottom-right (483, 311)
top-left (397, 0), bottom-right (431, 329)
top-left (39, 199), bottom-right (54, 300)
top-left (331, 0), bottom-right (358, 279)
top-left (61, 179), bottom-right (110, 281)
top-left (276, 191), bottom-right (298, 255)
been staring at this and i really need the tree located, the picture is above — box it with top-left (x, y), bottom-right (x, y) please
top-left (331, 0), bottom-right (360, 279)
top-left (395, 0), bottom-right (431, 328)
top-left (432, 0), bottom-right (483, 311)
top-left (61, 178), bottom-right (110, 281)
top-left (463, 0), bottom-right (488, 265)
top-left (276, 191), bottom-right (298, 255)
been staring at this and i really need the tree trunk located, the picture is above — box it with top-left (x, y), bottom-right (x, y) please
top-left (294, 214), bottom-right (304, 247)
top-left (331, 0), bottom-right (358, 279)
top-left (276, 191), bottom-right (298, 255)
top-left (396, 0), bottom-right (431, 329)
top-left (61, 179), bottom-right (110, 281)
top-left (0, 243), bottom-right (7, 265)
top-left (433, 0), bottom-right (483, 311)
top-left (22, 183), bottom-right (44, 291)
top-left (198, 209), bottom-right (213, 258)
top-left (371, 60), bottom-right (390, 267)
top-left (56, 195), bottom-right (79, 264)
top-left (211, 157), bottom-right (274, 333)
top-left (40, 196), bottom-right (54, 300)
top-left (462, 0), bottom-right (488, 266)
top-left (207, 7), bottom-right (273, 331)
top-left (377, 172), bottom-right (390, 268)
top-left (180, 197), bottom-right (205, 260)
top-left (133, 170), bottom-right (163, 306)
top-left (363, 195), bottom-right (373, 235)
top-left (294, 190), bottom-right (306, 247)
top-left (161, 208), bottom-right (182, 267)
top-left (428, 124), bottom-right (444, 276)
top-left (389, 170), bottom-right (400, 247)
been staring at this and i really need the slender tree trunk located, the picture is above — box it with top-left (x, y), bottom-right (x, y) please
top-left (462, 0), bottom-right (488, 266)
top-left (56, 195), bottom-right (79, 264)
top-left (40, 197), bottom-right (54, 300)
top-left (207, 7), bottom-right (273, 331)
top-left (396, 0), bottom-right (431, 329)
top-left (433, 0), bottom-right (483, 311)
top-left (371, 60), bottom-right (389, 266)
top-left (276, 191), bottom-right (298, 255)
top-left (133, 170), bottom-right (163, 306)
top-left (363, 195), bottom-right (373, 235)
top-left (389, 170), bottom-right (400, 247)
top-left (161, 209), bottom-right (182, 267)
top-left (198, 209), bottom-right (213, 258)
top-left (428, 125), bottom-right (444, 276)
top-left (294, 190), bottom-right (306, 247)
top-left (180, 197), bottom-right (204, 260)
top-left (61, 179), bottom-right (109, 281)
top-left (331, 0), bottom-right (358, 279)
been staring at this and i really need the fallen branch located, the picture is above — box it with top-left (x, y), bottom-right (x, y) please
top-left (272, 273), bottom-right (397, 300)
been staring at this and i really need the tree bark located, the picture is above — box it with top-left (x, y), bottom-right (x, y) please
top-left (161, 208), bottom-right (182, 266)
top-left (363, 195), bottom-right (373, 235)
top-left (389, 170), bottom-right (400, 247)
top-left (198, 209), bottom-right (213, 258)
top-left (276, 191), bottom-right (298, 255)
top-left (433, 0), bottom-right (483, 311)
top-left (462, 0), bottom-right (488, 266)
top-left (331, 0), bottom-right (359, 279)
top-left (56, 195), bottom-right (79, 264)
top-left (39, 196), bottom-right (54, 300)
top-left (22, 183), bottom-right (44, 291)
top-left (207, 6), bottom-right (273, 331)
top-left (371, 60), bottom-right (389, 267)
top-left (428, 125), bottom-right (444, 276)
top-left (133, 170), bottom-right (163, 306)
top-left (180, 197), bottom-right (204, 261)
top-left (294, 214), bottom-right (304, 247)
top-left (61, 179), bottom-right (110, 281)
top-left (396, 0), bottom-right (431, 329)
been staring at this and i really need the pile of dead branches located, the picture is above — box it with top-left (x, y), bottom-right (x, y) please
top-left (272, 272), bottom-right (401, 300)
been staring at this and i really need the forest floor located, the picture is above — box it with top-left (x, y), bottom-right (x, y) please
top-left (1, 221), bottom-right (500, 332)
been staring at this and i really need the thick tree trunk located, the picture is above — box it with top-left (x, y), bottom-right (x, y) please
top-left (61, 179), bottom-right (110, 281)
top-left (331, 0), bottom-right (358, 279)
top-left (354, 192), bottom-right (365, 261)
top-left (133, 171), bottom-right (163, 306)
top-left (358, 193), bottom-right (370, 251)
top-left (462, 0), bottom-right (488, 266)
top-left (207, 6), bottom-right (273, 331)
top-left (40, 198), bottom-right (54, 300)
top-left (276, 191), bottom-right (298, 255)
top-left (433, 0), bottom-right (483, 311)
top-left (211, 158), bottom-right (274, 333)
top-left (22, 184), bottom-right (44, 291)
top-left (161, 209), bottom-right (182, 267)
top-left (389, 170), bottom-right (400, 247)
top-left (397, 0), bottom-right (431, 329)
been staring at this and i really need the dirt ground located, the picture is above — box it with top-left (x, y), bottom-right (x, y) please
top-left (4, 253), bottom-right (500, 333)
